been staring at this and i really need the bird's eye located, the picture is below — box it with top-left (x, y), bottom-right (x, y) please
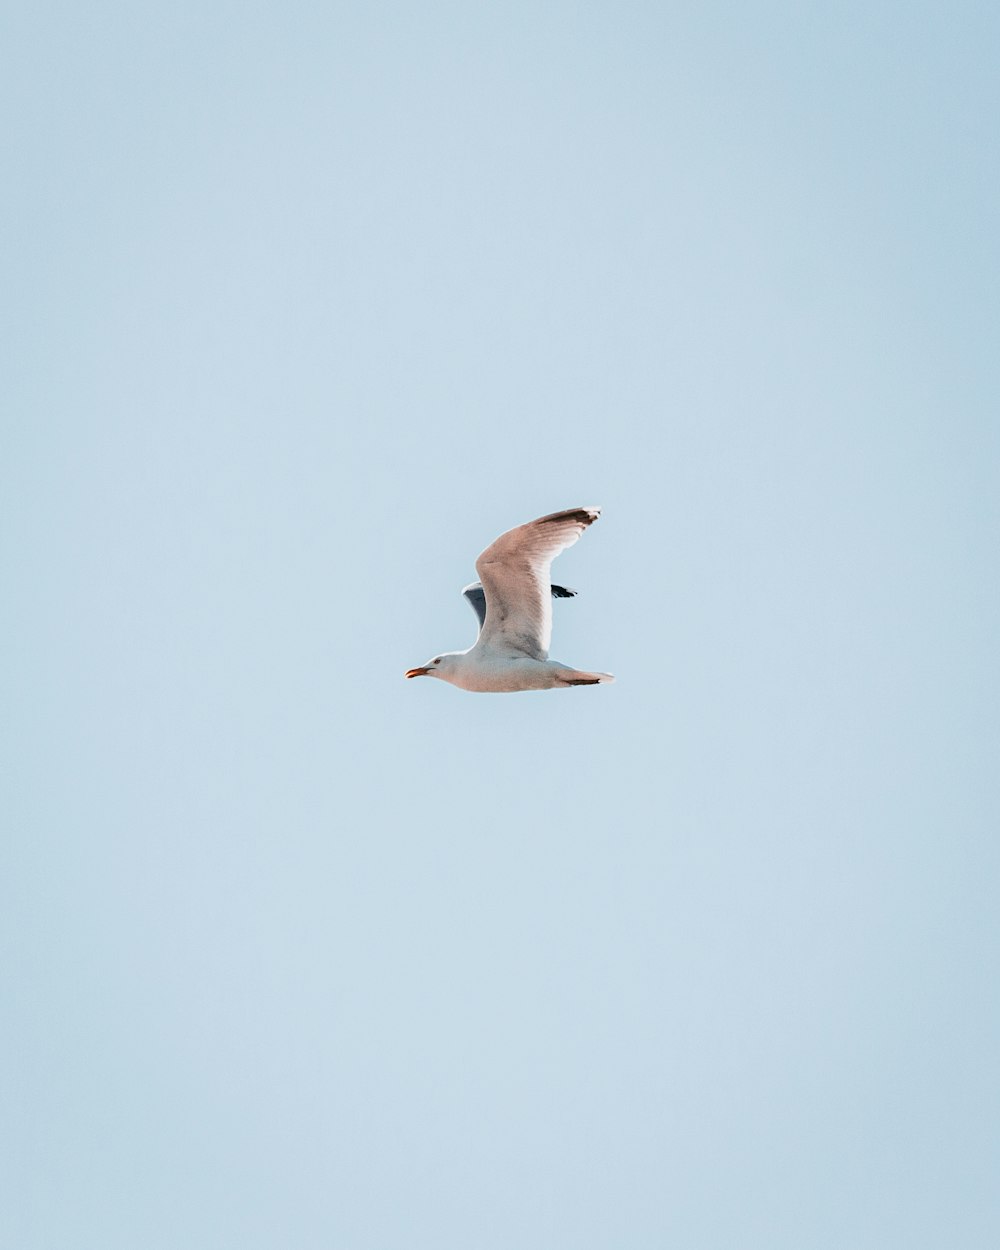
top-left (433, 658), bottom-right (441, 665)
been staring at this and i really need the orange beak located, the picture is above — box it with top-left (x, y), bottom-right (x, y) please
top-left (405, 667), bottom-right (431, 679)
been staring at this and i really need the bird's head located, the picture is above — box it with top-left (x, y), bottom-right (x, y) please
top-left (405, 652), bottom-right (460, 681)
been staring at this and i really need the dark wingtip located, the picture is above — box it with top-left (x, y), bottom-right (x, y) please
top-left (539, 506), bottom-right (601, 527)
top-left (551, 584), bottom-right (577, 598)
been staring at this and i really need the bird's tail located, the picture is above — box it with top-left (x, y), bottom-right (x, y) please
top-left (555, 669), bottom-right (615, 687)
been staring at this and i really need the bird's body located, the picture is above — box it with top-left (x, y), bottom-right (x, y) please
top-left (425, 651), bottom-right (607, 693)
top-left (405, 506), bottom-right (614, 694)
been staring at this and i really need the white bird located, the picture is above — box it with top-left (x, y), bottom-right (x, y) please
top-left (405, 506), bottom-right (614, 693)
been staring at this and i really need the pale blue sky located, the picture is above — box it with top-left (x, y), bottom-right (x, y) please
top-left (3, 3), bottom-right (999, 1247)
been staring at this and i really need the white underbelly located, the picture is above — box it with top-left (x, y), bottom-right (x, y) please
top-left (451, 655), bottom-right (565, 693)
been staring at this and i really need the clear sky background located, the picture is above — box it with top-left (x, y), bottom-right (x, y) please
top-left (3, 3), bottom-right (998, 1247)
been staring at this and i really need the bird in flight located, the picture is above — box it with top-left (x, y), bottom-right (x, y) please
top-left (405, 506), bottom-right (614, 693)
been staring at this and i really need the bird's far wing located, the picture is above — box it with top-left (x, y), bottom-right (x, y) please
top-left (462, 583), bottom-right (489, 631)
top-left (462, 580), bottom-right (578, 637)
top-left (474, 507), bottom-right (599, 659)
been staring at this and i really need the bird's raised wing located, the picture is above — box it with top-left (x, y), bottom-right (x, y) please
top-left (462, 580), bottom-right (577, 634)
top-left (474, 507), bottom-right (600, 659)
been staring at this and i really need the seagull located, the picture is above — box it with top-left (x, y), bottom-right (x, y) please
top-left (405, 506), bottom-right (614, 693)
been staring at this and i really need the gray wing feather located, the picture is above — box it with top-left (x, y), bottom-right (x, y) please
top-left (462, 583), bottom-right (489, 630)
